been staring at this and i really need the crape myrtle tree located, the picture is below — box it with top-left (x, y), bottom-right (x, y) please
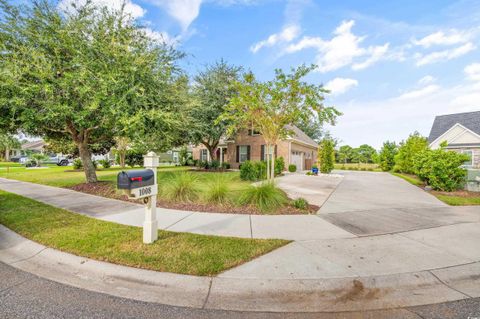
top-left (0, 0), bottom-right (187, 183)
top-left (220, 64), bottom-right (341, 182)
top-left (190, 60), bottom-right (242, 161)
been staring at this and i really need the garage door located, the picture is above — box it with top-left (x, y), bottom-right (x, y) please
top-left (291, 152), bottom-right (303, 171)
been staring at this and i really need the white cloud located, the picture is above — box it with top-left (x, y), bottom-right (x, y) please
top-left (396, 84), bottom-right (440, 100)
top-left (327, 81), bottom-right (480, 148)
top-left (142, 28), bottom-right (178, 46)
top-left (418, 75), bottom-right (436, 85)
top-left (285, 20), bottom-right (391, 72)
top-left (148, 0), bottom-right (202, 31)
top-left (352, 43), bottom-right (389, 70)
top-left (148, 0), bottom-right (256, 32)
top-left (59, 0), bottom-right (146, 19)
top-left (250, 25), bottom-right (301, 53)
top-left (412, 30), bottom-right (471, 48)
top-left (325, 78), bottom-right (358, 95)
top-left (415, 42), bottom-right (476, 66)
top-left (464, 62), bottom-right (480, 81)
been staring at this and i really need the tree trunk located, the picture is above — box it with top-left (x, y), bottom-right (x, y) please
top-left (5, 147), bottom-right (9, 162)
top-left (77, 142), bottom-right (98, 183)
top-left (119, 150), bottom-right (126, 168)
top-left (265, 143), bottom-right (270, 182)
top-left (271, 152), bottom-right (275, 181)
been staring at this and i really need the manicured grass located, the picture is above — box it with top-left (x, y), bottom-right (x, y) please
top-left (0, 165), bottom-right (188, 187)
top-left (0, 162), bottom-right (23, 168)
top-left (334, 163), bottom-right (381, 172)
top-left (433, 194), bottom-right (480, 206)
top-left (0, 190), bottom-right (288, 276)
top-left (391, 172), bottom-right (424, 187)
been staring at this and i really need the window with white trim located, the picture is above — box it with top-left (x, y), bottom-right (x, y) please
top-left (200, 149), bottom-right (208, 162)
top-left (461, 150), bottom-right (473, 167)
top-left (239, 146), bottom-right (249, 163)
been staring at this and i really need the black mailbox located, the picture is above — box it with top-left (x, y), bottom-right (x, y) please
top-left (117, 169), bottom-right (155, 190)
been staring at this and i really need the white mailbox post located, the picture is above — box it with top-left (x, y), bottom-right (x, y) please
top-left (143, 152), bottom-right (159, 244)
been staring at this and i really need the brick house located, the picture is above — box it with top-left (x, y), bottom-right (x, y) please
top-left (428, 111), bottom-right (480, 168)
top-left (192, 125), bottom-right (318, 171)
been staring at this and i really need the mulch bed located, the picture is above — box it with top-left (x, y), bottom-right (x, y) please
top-left (68, 182), bottom-right (318, 215)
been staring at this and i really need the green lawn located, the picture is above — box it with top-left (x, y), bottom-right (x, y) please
top-left (391, 172), bottom-right (480, 206)
top-left (433, 194), bottom-right (480, 206)
top-left (391, 172), bottom-right (424, 187)
top-left (0, 165), bottom-right (188, 188)
top-left (0, 190), bottom-right (288, 276)
top-left (334, 163), bottom-right (381, 172)
top-left (0, 162), bottom-right (23, 168)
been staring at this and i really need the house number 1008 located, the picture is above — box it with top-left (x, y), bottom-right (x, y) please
top-left (139, 187), bottom-right (152, 196)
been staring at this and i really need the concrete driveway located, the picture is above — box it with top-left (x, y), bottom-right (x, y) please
top-left (319, 170), bottom-right (446, 214)
top-left (275, 173), bottom-right (343, 207)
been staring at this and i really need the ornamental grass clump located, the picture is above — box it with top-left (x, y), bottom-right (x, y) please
top-left (204, 174), bottom-right (232, 205)
top-left (239, 182), bottom-right (288, 213)
top-left (164, 172), bottom-right (199, 202)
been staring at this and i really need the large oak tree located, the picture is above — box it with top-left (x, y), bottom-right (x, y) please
top-left (0, 0), bottom-right (186, 182)
top-left (189, 60), bottom-right (242, 161)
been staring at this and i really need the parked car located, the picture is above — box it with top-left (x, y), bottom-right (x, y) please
top-left (44, 154), bottom-right (72, 166)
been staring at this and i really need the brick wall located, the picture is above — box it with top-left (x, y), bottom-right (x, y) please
top-left (191, 130), bottom-right (318, 170)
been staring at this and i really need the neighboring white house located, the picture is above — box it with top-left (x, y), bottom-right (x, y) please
top-left (428, 111), bottom-right (480, 168)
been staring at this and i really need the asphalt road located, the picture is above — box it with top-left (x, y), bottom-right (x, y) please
top-left (0, 262), bottom-right (479, 319)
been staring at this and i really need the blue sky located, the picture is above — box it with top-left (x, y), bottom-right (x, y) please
top-left (63, 0), bottom-right (480, 148)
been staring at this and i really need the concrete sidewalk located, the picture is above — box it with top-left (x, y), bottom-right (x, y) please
top-left (0, 178), bottom-right (354, 241)
top-left (1, 175), bottom-right (480, 312)
top-left (1, 225), bottom-right (479, 312)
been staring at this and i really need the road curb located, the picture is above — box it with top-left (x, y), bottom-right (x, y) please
top-left (1, 225), bottom-right (479, 313)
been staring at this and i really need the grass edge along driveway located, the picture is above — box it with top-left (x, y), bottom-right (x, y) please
top-left (391, 172), bottom-right (480, 206)
top-left (0, 190), bottom-right (289, 276)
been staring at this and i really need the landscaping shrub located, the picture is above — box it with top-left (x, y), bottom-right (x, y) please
top-left (240, 161), bottom-right (258, 181)
top-left (254, 161), bottom-right (267, 180)
top-left (73, 158), bottom-right (83, 169)
top-left (125, 150), bottom-right (144, 167)
top-left (318, 139), bottom-right (335, 173)
top-left (274, 157), bottom-right (285, 175)
top-left (288, 164), bottom-right (297, 172)
top-left (394, 132), bottom-right (428, 174)
top-left (210, 160), bottom-right (220, 170)
top-left (198, 160), bottom-right (210, 170)
top-left (204, 175), bottom-right (231, 205)
top-left (239, 182), bottom-right (288, 213)
top-left (292, 198), bottom-right (309, 210)
top-left (414, 149), bottom-right (469, 191)
top-left (164, 172), bottom-right (199, 202)
top-left (221, 162), bottom-right (231, 169)
top-left (378, 141), bottom-right (398, 172)
top-left (98, 159), bottom-right (111, 169)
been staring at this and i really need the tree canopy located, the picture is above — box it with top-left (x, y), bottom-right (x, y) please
top-left (0, 0), bottom-right (187, 182)
top-left (394, 132), bottom-right (429, 174)
top-left (221, 64), bottom-right (341, 180)
top-left (189, 60), bottom-right (242, 160)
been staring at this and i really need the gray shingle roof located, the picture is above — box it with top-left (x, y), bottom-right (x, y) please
top-left (428, 111), bottom-right (480, 143)
top-left (285, 124), bottom-right (318, 148)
